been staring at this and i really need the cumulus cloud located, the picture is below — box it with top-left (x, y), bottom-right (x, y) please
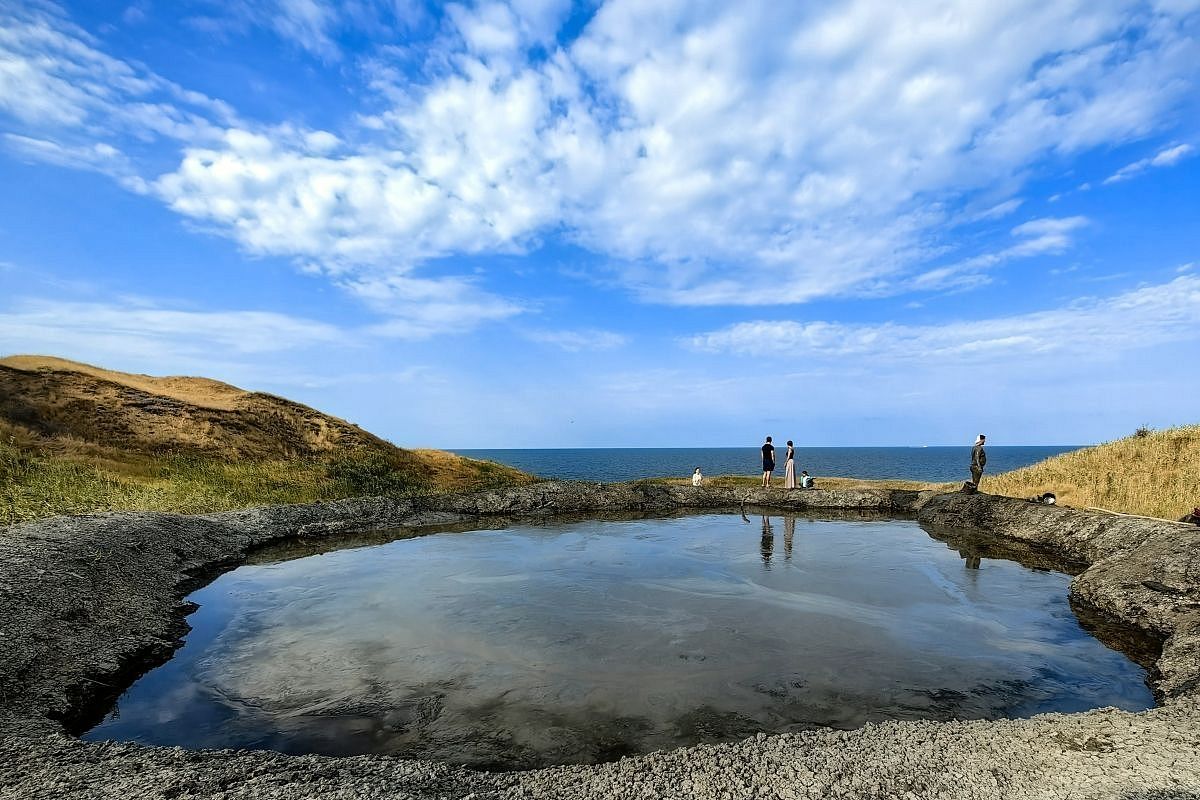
top-left (1103, 142), bottom-right (1195, 184)
top-left (685, 275), bottom-right (1200, 363)
top-left (3, 0), bottom-right (1200, 316)
top-left (151, 0), bottom-right (1200, 306)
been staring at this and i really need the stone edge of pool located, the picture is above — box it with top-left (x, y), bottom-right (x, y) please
top-left (1, 483), bottom-right (1197, 799)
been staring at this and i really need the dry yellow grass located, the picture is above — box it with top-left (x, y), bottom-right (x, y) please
top-left (985, 425), bottom-right (1200, 520)
top-left (0, 355), bottom-right (246, 410)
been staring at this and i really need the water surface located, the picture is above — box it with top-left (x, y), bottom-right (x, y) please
top-left (86, 514), bottom-right (1150, 768)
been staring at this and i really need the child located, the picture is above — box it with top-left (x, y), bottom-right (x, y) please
top-left (800, 470), bottom-right (814, 489)
top-left (692, 467), bottom-right (703, 487)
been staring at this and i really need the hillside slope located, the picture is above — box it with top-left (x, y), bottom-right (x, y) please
top-left (0, 355), bottom-right (398, 459)
top-left (986, 425), bottom-right (1199, 520)
top-left (0, 355), bottom-right (532, 524)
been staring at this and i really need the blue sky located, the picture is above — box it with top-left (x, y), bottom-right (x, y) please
top-left (1, 0), bottom-right (1198, 448)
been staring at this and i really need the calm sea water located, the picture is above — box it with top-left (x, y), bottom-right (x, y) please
top-left (86, 514), bottom-right (1150, 768)
top-left (453, 446), bottom-right (1081, 483)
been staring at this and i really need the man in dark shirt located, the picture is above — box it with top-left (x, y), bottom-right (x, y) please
top-left (761, 436), bottom-right (775, 488)
top-left (970, 434), bottom-right (987, 488)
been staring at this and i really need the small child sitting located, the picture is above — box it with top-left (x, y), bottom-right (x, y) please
top-left (800, 470), bottom-right (814, 489)
top-left (691, 467), bottom-right (703, 487)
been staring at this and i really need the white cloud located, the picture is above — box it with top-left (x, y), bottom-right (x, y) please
top-left (1, 133), bottom-right (149, 191)
top-left (351, 275), bottom-right (524, 339)
top-left (1007, 216), bottom-right (1090, 255)
top-left (911, 216), bottom-right (1089, 291)
top-left (151, 0), bottom-right (1200, 306)
top-left (185, 1), bottom-right (441, 59)
top-left (0, 297), bottom-right (350, 375)
top-left (4, 0), bottom-right (1200, 315)
top-left (968, 198), bottom-right (1024, 222)
top-left (266, 0), bottom-right (340, 59)
top-left (1103, 142), bottom-right (1195, 184)
top-left (0, 4), bottom-right (234, 140)
top-left (686, 275), bottom-right (1200, 362)
top-left (523, 328), bottom-right (628, 352)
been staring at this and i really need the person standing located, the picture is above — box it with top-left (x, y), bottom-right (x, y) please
top-left (783, 440), bottom-right (796, 489)
top-left (761, 436), bottom-right (775, 488)
top-left (970, 434), bottom-right (987, 488)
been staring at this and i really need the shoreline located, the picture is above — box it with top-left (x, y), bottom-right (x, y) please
top-left (1, 483), bottom-right (1198, 798)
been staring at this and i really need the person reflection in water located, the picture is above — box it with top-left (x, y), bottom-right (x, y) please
top-left (760, 515), bottom-right (774, 567)
top-left (783, 516), bottom-right (795, 561)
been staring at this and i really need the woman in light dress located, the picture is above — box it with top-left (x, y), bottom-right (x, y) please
top-left (783, 440), bottom-right (796, 489)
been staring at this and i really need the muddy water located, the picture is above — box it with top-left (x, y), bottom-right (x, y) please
top-left (85, 514), bottom-right (1152, 768)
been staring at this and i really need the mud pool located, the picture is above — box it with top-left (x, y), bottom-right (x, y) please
top-left (84, 514), bottom-right (1152, 769)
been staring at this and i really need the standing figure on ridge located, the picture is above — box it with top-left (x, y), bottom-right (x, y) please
top-left (971, 434), bottom-right (987, 489)
top-left (784, 440), bottom-right (796, 489)
top-left (761, 436), bottom-right (775, 488)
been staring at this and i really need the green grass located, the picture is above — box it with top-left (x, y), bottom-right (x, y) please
top-left (0, 439), bottom-right (527, 526)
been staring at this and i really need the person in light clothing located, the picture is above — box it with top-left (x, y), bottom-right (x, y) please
top-left (692, 467), bottom-right (703, 486)
top-left (784, 440), bottom-right (796, 489)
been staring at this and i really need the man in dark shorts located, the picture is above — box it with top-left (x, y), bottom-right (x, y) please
top-left (761, 436), bottom-right (775, 488)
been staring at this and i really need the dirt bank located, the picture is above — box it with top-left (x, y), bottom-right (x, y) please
top-left (1, 484), bottom-right (1197, 799)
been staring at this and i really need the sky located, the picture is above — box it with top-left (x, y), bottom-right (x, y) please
top-left (1, 0), bottom-right (1198, 448)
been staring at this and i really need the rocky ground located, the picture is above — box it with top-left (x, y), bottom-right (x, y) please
top-left (1, 483), bottom-right (1197, 799)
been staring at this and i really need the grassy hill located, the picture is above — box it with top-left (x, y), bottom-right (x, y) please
top-left (985, 425), bottom-right (1199, 521)
top-left (0, 355), bottom-right (533, 525)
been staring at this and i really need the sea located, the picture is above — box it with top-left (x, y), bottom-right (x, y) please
top-left (451, 446), bottom-right (1081, 484)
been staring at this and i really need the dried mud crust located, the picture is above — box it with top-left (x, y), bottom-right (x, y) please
top-left (1, 484), bottom-right (1198, 799)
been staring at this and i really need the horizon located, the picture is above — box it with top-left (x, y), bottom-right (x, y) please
top-left (2, 1), bottom-right (1198, 449)
top-left (451, 443), bottom-right (1085, 451)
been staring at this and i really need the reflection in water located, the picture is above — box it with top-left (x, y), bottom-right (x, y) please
top-left (85, 514), bottom-right (1154, 769)
top-left (956, 543), bottom-right (983, 571)
top-left (760, 516), bottom-right (774, 567)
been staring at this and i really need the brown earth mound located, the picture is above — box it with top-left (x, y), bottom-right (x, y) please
top-left (0, 356), bottom-right (533, 498)
top-left (0, 355), bottom-right (397, 460)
